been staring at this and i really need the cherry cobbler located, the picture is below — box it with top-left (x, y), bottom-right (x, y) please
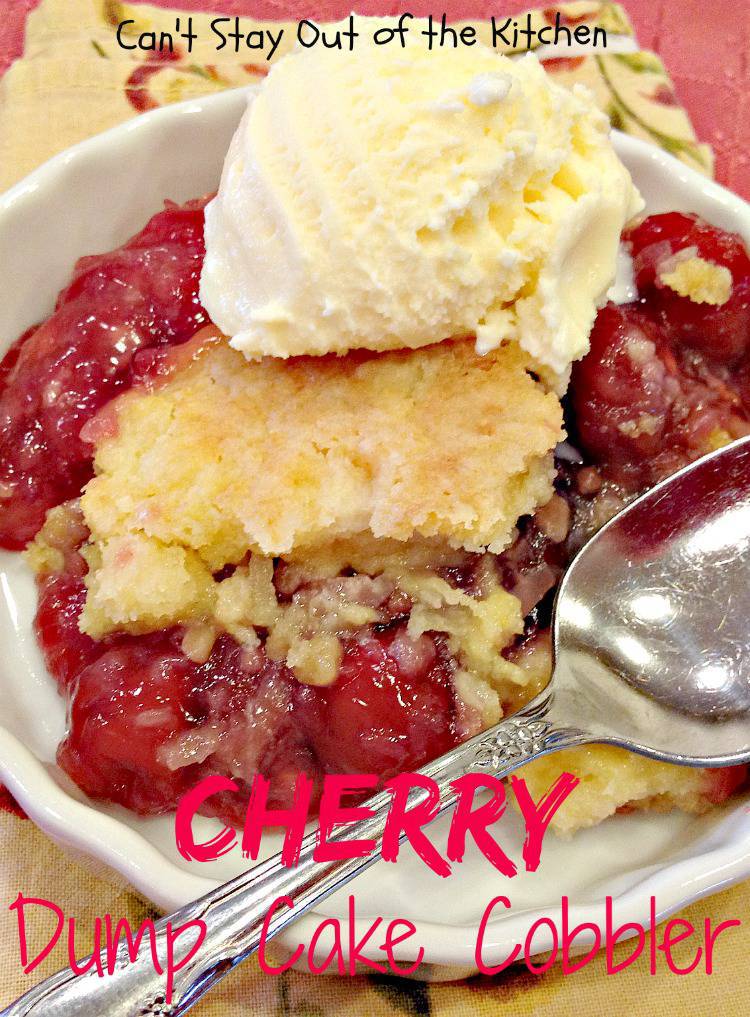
top-left (1, 203), bottom-right (749, 834)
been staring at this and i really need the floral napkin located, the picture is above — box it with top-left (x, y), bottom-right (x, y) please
top-left (0, 0), bottom-right (713, 189)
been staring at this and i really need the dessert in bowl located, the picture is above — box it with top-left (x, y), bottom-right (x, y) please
top-left (1, 27), bottom-right (750, 972)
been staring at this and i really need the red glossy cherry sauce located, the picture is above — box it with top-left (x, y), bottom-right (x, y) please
top-left (294, 629), bottom-right (457, 780)
top-left (570, 214), bottom-right (750, 497)
top-left (627, 212), bottom-right (750, 362)
top-left (37, 555), bottom-right (460, 818)
top-left (0, 199), bottom-right (210, 550)
top-left (8, 210), bottom-right (750, 821)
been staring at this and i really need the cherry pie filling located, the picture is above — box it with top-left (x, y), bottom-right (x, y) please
top-left (2, 205), bottom-right (749, 825)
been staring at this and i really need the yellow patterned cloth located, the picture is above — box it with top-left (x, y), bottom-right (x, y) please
top-left (0, 1), bottom-right (747, 1014)
top-left (0, 0), bottom-right (713, 188)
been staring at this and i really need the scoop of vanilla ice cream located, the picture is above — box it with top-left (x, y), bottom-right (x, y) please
top-left (200, 30), bottom-right (642, 378)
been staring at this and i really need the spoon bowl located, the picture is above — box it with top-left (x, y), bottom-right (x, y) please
top-left (549, 434), bottom-right (750, 763)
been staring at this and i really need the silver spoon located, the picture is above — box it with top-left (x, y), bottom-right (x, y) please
top-left (5, 436), bottom-right (750, 1016)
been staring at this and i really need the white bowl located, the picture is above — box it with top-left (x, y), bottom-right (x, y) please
top-left (1, 88), bottom-right (750, 979)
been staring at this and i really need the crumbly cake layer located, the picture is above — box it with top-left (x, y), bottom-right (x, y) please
top-left (78, 329), bottom-right (561, 632)
top-left (29, 501), bottom-right (531, 710)
top-left (519, 745), bottom-right (724, 835)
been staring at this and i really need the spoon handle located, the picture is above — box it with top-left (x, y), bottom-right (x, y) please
top-left (1, 693), bottom-right (589, 1016)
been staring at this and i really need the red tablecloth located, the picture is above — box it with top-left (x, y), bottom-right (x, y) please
top-left (2, 1), bottom-right (749, 198)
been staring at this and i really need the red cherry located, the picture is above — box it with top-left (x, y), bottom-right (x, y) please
top-left (571, 303), bottom-right (672, 470)
top-left (294, 627), bottom-right (458, 779)
top-left (0, 199), bottom-right (210, 549)
top-left (57, 635), bottom-right (199, 814)
top-left (625, 212), bottom-right (750, 362)
top-left (34, 572), bottom-right (102, 691)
